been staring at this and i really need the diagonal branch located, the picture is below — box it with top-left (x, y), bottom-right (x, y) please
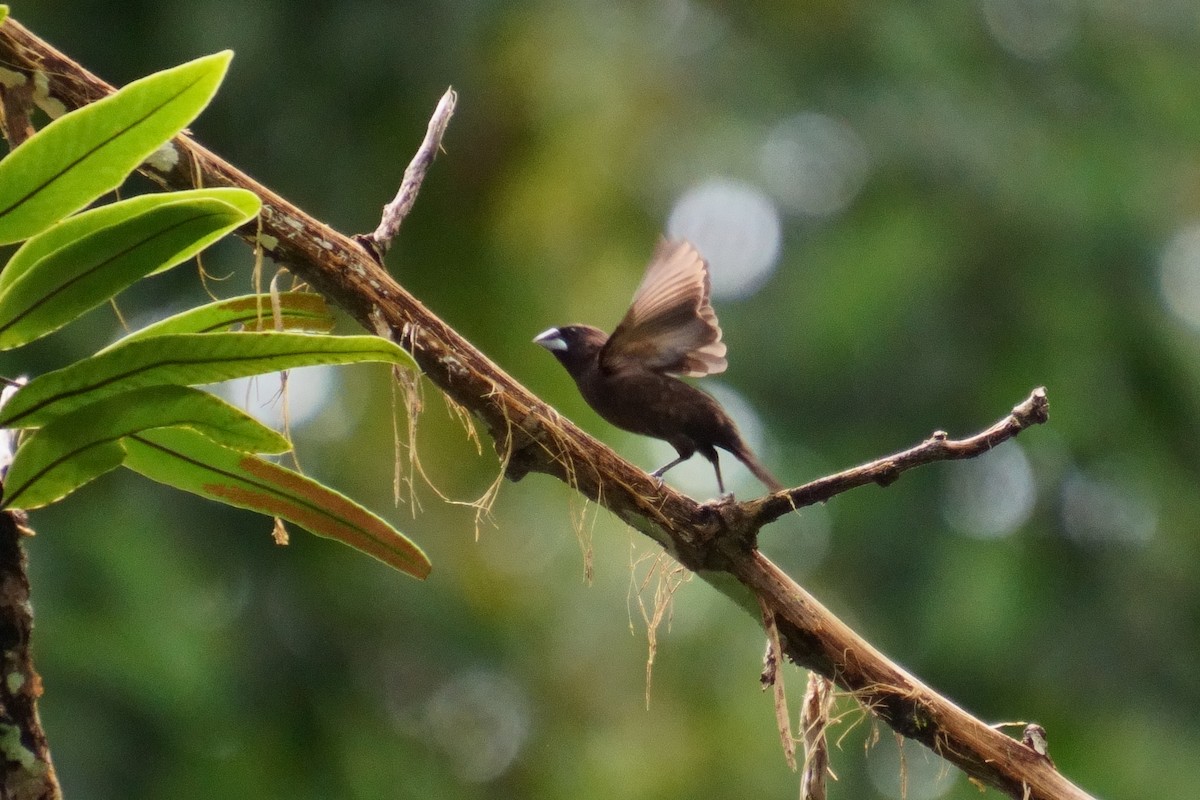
top-left (0, 18), bottom-right (1093, 800)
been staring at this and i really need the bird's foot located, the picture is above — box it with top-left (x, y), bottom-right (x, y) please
top-left (702, 492), bottom-right (736, 507)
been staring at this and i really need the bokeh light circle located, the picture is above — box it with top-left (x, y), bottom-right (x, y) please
top-left (760, 111), bottom-right (870, 219)
top-left (667, 179), bottom-right (782, 300)
top-left (1160, 223), bottom-right (1200, 331)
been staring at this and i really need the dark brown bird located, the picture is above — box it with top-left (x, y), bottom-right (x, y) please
top-left (534, 238), bottom-right (783, 497)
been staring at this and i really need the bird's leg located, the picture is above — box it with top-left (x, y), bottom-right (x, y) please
top-left (650, 454), bottom-right (690, 487)
top-left (709, 454), bottom-right (734, 502)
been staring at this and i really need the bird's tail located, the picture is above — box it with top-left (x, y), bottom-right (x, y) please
top-left (730, 442), bottom-right (785, 493)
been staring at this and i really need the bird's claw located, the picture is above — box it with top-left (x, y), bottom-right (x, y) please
top-left (701, 492), bottom-right (736, 507)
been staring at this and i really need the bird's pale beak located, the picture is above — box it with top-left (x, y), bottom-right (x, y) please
top-left (533, 328), bottom-right (567, 351)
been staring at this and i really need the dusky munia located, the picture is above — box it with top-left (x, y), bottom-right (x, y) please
top-left (535, 238), bottom-right (783, 497)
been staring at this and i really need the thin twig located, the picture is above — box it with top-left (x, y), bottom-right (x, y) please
top-left (355, 87), bottom-right (457, 262)
top-left (745, 387), bottom-right (1049, 528)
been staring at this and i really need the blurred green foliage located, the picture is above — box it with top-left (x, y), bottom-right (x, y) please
top-left (10, 1), bottom-right (1200, 797)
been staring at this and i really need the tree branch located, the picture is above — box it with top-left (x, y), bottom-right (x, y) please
top-left (0, 18), bottom-right (1093, 800)
top-left (745, 387), bottom-right (1049, 529)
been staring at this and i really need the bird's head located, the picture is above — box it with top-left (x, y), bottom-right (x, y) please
top-left (534, 325), bottom-right (608, 376)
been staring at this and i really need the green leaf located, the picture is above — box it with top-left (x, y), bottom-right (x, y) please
top-left (107, 292), bottom-right (334, 349)
top-left (123, 427), bottom-right (431, 579)
top-left (0, 192), bottom-right (259, 350)
top-left (1, 385), bottom-right (289, 510)
top-left (0, 188), bottom-right (259, 295)
top-left (0, 331), bottom-right (414, 429)
top-left (4, 439), bottom-right (128, 512)
top-left (0, 51), bottom-right (232, 245)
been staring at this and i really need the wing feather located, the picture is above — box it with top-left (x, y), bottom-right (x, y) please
top-left (601, 239), bottom-right (727, 377)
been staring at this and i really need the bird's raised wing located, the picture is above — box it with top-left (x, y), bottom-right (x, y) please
top-left (600, 239), bottom-right (727, 377)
